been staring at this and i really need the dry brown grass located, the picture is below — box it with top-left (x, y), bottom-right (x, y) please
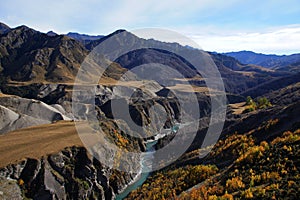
top-left (173, 75), bottom-right (204, 82)
top-left (234, 71), bottom-right (255, 77)
top-left (167, 84), bottom-right (216, 93)
top-left (8, 77), bottom-right (147, 88)
top-left (0, 93), bottom-right (15, 98)
top-left (229, 102), bottom-right (247, 115)
top-left (0, 121), bottom-right (96, 168)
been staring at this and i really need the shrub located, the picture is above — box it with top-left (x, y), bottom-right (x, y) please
top-left (244, 96), bottom-right (272, 113)
top-left (226, 177), bottom-right (245, 193)
top-left (257, 97), bottom-right (272, 109)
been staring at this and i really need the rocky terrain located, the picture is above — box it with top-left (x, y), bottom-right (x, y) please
top-left (0, 22), bottom-right (300, 199)
top-left (0, 94), bottom-right (71, 134)
top-left (0, 147), bottom-right (115, 199)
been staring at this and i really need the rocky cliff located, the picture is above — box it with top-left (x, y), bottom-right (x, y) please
top-left (0, 147), bottom-right (117, 199)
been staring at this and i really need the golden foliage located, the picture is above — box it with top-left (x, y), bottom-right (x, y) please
top-left (226, 177), bottom-right (245, 192)
top-left (127, 165), bottom-right (218, 200)
top-left (176, 128), bottom-right (300, 199)
top-left (18, 179), bottom-right (24, 186)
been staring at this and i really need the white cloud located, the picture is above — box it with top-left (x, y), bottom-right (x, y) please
top-left (185, 25), bottom-right (300, 55)
top-left (131, 25), bottom-right (300, 55)
top-left (1, 0), bottom-right (300, 54)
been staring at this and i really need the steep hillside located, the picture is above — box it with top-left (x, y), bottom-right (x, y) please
top-left (0, 25), bottom-right (126, 85)
top-left (0, 25), bottom-right (87, 83)
top-left (242, 72), bottom-right (300, 98)
top-left (210, 53), bottom-right (286, 94)
top-left (264, 82), bottom-right (300, 106)
top-left (178, 128), bottom-right (300, 199)
top-left (274, 61), bottom-right (300, 73)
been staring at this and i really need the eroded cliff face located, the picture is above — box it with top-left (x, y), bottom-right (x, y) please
top-left (0, 94), bottom-right (72, 134)
top-left (0, 86), bottom-right (191, 199)
top-left (0, 147), bottom-right (135, 199)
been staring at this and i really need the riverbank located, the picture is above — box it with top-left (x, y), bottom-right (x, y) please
top-left (115, 140), bottom-right (157, 200)
top-left (115, 123), bottom-right (183, 199)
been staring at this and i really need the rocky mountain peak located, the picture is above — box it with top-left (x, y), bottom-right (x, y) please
top-left (0, 22), bottom-right (10, 34)
top-left (46, 31), bottom-right (58, 37)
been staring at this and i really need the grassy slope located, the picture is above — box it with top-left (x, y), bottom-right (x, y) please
top-left (0, 121), bottom-right (87, 168)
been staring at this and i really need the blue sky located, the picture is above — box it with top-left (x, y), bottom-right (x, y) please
top-left (1, 0), bottom-right (300, 54)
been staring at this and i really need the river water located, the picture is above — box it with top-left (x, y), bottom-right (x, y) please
top-left (115, 123), bottom-right (180, 200)
top-left (115, 140), bottom-right (157, 200)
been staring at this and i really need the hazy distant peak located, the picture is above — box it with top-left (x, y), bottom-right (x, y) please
top-left (66, 32), bottom-right (103, 41)
top-left (47, 31), bottom-right (58, 37)
top-left (224, 51), bottom-right (300, 68)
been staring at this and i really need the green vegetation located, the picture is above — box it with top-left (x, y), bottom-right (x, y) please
top-left (257, 97), bottom-right (272, 109)
top-left (75, 178), bottom-right (90, 190)
top-left (245, 96), bottom-right (272, 113)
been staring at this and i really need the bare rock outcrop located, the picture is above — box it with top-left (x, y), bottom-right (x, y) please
top-left (0, 95), bottom-right (71, 134)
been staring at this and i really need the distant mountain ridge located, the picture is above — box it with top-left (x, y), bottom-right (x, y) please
top-left (224, 50), bottom-right (300, 69)
top-left (47, 30), bottom-right (104, 45)
top-left (66, 32), bottom-right (103, 41)
top-left (66, 32), bottom-right (104, 46)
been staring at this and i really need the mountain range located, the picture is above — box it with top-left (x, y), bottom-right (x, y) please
top-left (224, 50), bottom-right (300, 70)
top-left (0, 22), bottom-right (300, 199)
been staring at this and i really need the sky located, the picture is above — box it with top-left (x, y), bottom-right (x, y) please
top-left (1, 0), bottom-right (300, 54)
